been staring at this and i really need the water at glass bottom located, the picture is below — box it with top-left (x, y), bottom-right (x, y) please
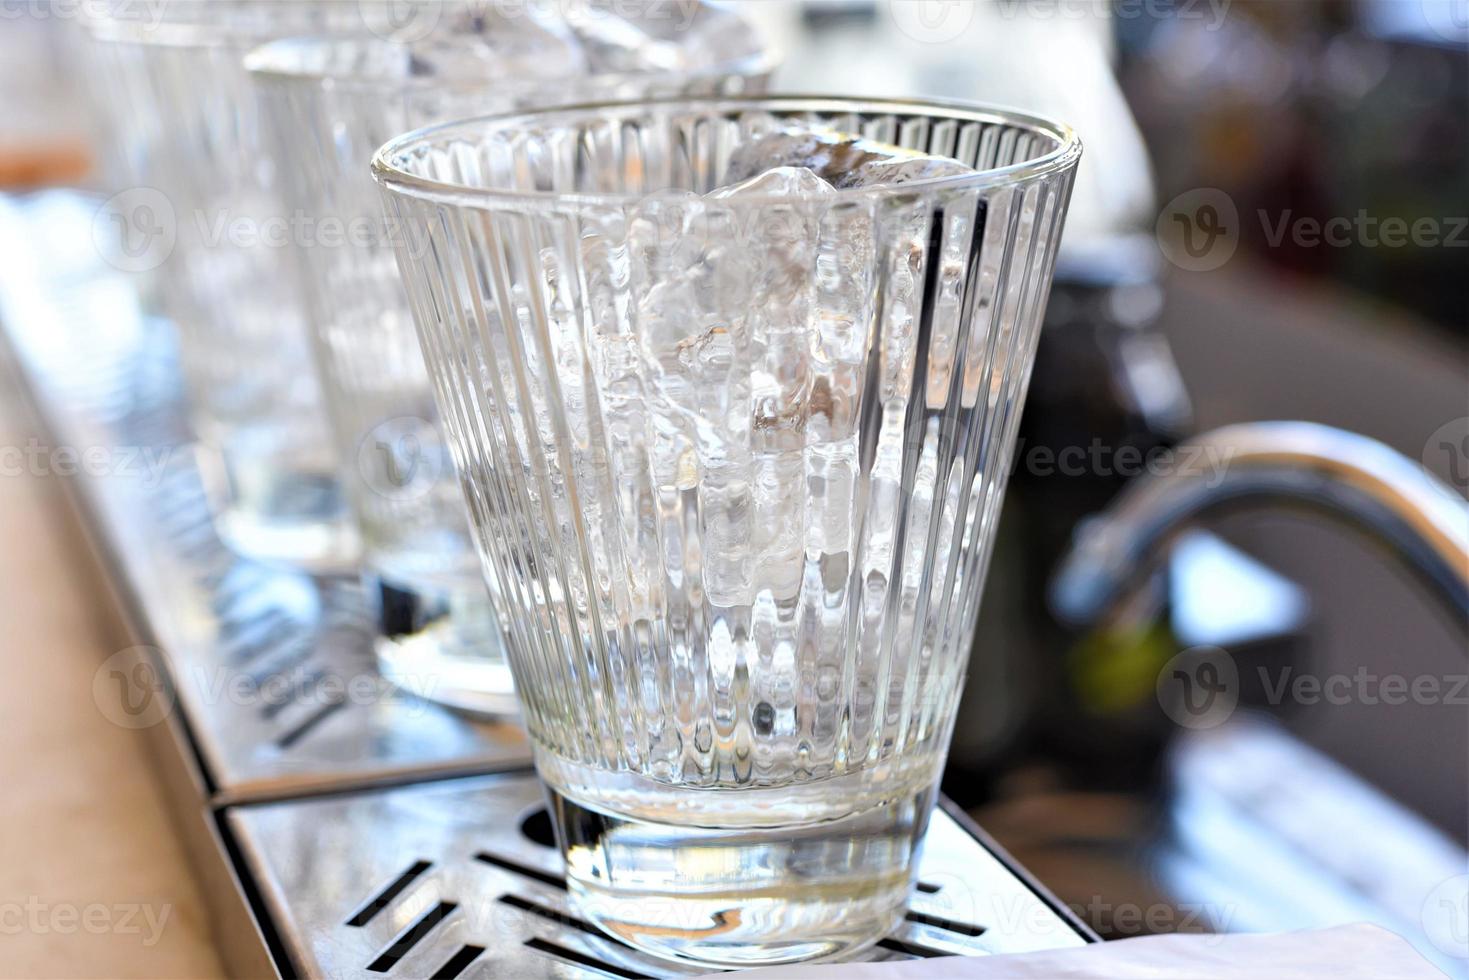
top-left (541, 751), bottom-right (938, 967)
top-left (195, 434), bottom-right (357, 572)
top-left (367, 563), bottom-right (518, 718)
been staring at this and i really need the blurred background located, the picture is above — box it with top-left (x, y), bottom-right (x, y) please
top-left (0, 1), bottom-right (1465, 976)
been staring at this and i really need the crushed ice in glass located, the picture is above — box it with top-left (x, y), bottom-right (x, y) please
top-left (724, 126), bottom-right (978, 189)
top-left (617, 128), bottom-right (976, 608)
top-left (387, 1), bottom-right (761, 82)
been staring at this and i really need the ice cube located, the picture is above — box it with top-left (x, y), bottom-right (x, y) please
top-left (708, 164), bottom-right (837, 199)
top-left (567, 1), bottom-right (764, 74)
top-left (625, 165), bottom-right (856, 608)
top-left (704, 166), bottom-right (843, 600)
top-left (712, 165), bottom-right (831, 457)
top-left (699, 461), bottom-right (755, 607)
top-left (708, 165), bottom-right (835, 325)
top-left (752, 448), bottom-right (805, 598)
top-left (725, 127), bottom-right (975, 190)
top-left (399, 5), bottom-right (587, 82)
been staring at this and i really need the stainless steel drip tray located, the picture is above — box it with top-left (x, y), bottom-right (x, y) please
top-left (229, 771), bottom-right (1088, 978)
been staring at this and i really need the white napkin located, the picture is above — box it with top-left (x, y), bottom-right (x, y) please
top-left (728, 924), bottom-right (1447, 979)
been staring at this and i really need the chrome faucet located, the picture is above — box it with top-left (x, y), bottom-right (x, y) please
top-left (1050, 421), bottom-right (1469, 628)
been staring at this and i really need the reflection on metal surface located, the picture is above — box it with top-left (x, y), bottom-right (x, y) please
top-left (1161, 715), bottom-right (1468, 979)
top-left (1052, 422), bottom-right (1469, 628)
top-left (1168, 531), bottom-right (1310, 648)
top-left (230, 772), bottom-right (1089, 978)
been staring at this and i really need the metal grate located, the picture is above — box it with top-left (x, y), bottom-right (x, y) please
top-left (229, 772), bottom-right (1088, 978)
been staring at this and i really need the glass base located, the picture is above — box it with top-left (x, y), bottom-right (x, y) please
top-left (196, 442), bottom-right (358, 573)
top-left (214, 504), bottom-right (359, 575)
top-left (545, 768), bottom-right (932, 967)
top-left (368, 571), bottom-right (519, 718)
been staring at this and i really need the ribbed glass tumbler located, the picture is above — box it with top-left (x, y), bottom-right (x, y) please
top-left (244, 6), bottom-right (769, 716)
top-left (375, 96), bottom-right (1080, 967)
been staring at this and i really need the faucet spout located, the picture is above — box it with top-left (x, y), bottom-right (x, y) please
top-left (1050, 422), bottom-right (1469, 628)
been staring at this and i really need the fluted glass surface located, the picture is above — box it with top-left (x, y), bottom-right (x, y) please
top-left (376, 96), bottom-right (1079, 966)
top-left (245, 7), bottom-right (769, 715)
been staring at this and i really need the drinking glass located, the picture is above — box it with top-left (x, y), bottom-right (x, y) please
top-left (81, 1), bottom-right (372, 569)
top-left (245, 6), bottom-right (770, 715)
top-left (375, 95), bottom-right (1080, 966)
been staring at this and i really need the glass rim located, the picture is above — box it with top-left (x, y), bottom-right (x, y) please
top-left (243, 33), bottom-right (776, 94)
top-left (371, 94), bottom-right (1083, 210)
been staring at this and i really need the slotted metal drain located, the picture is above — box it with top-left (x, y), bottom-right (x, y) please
top-left (230, 773), bottom-right (1088, 978)
top-left (2, 191), bottom-right (1094, 977)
